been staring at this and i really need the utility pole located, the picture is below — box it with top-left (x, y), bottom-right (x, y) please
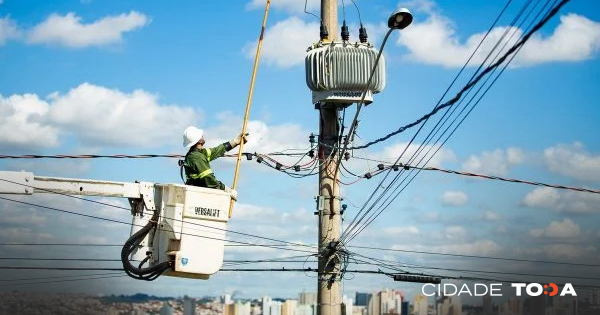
top-left (318, 1), bottom-right (341, 315)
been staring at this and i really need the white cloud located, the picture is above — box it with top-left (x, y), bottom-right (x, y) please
top-left (244, 17), bottom-right (318, 68)
top-left (28, 11), bottom-right (149, 48)
top-left (0, 16), bottom-right (20, 45)
top-left (444, 225), bottom-right (467, 240)
top-left (383, 226), bottom-right (420, 235)
top-left (522, 187), bottom-right (600, 214)
top-left (375, 142), bottom-right (456, 168)
top-left (0, 93), bottom-right (60, 149)
top-left (392, 239), bottom-right (502, 256)
top-left (46, 83), bottom-right (198, 147)
top-left (529, 219), bottom-right (581, 239)
top-left (517, 244), bottom-right (597, 260)
top-left (544, 142), bottom-right (600, 182)
top-left (441, 190), bottom-right (468, 206)
top-left (396, 2), bottom-right (600, 68)
top-left (0, 83), bottom-right (199, 149)
top-left (482, 211), bottom-right (500, 221)
top-left (246, 0), bottom-right (319, 14)
top-left (204, 112), bottom-right (310, 167)
top-left (462, 148), bottom-right (524, 176)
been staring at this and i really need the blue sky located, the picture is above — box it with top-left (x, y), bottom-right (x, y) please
top-left (0, 0), bottom-right (599, 303)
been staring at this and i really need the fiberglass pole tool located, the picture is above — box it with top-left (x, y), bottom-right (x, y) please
top-left (229, 0), bottom-right (271, 217)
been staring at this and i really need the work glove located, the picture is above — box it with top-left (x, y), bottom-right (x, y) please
top-left (231, 133), bottom-right (249, 147)
top-left (224, 185), bottom-right (238, 201)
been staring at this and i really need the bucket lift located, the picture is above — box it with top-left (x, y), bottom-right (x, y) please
top-left (0, 171), bottom-right (235, 280)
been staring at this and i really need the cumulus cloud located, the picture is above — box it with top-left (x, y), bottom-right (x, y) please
top-left (392, 239), bottom-right (502, 256)
top-left (0, 83), bottom-right (199, 149)
top-left (516, 244), bottom-right (597, 261)
top-left (374, 142), bottom-right (456, 168)
top-left (27, 11), bottom-right (149, 48)
top-left (244, 17), bottom-right (318, 68)
top-left (246, 0), bottom-right (319, 14)
top-left (444, 225), bottom-right (467, 240)
top-left (0, 93), bottom-right (60, 149)
top-left (462, 148), bottom-right (524, 176)
top-left (543, 142), bottom-right (600, 182)
top-left (529, 219), bottom-right (581, 239)
top-left (0, 16), bottom-right (20, 44)
top-left (441, 191), bottom-right (468, 206)
top-left (482, 211), bottom-right (500, 221)
top-left (383, 226), bottom-right (420, 235)
top-left (522, 187), bottom-right (600, 214)
top-left (396, 1), bottom-right (600, 68)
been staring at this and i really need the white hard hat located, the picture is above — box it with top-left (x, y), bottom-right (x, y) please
top-left (183, 126), bottom-right (204, 148)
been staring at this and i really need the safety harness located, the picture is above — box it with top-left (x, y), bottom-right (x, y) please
top-left (179, 148), bottom-right (213, 184)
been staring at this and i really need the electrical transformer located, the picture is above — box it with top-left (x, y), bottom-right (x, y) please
top-left (305, 41), bottom-right (386, 105)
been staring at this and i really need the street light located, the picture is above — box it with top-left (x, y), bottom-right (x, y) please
top-left (388, 8), bottom-right (413, 30)
top-left (334, 7), bottom-right (414, 190)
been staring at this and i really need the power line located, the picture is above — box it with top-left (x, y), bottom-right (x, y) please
top-left (0, 274), bottom-right (126, 287)
top-left (0, 178), bottom-right (318, 251)
top-left (342, 161), bottom-right (600, 194)
top-left (0, 196), bottom-right (316, 255)
top-left (340, 0), bottom-right (545, 244)
top-left (349, 245), bottom-right (600, 267)
top-left (347, 0), bottom-right (569, 150)
top-left (350, 253), bottom-right (600, 283)
top-left (0, 152), bottom-right (308, 159)
top-left (0, 272), bottom-right (123, 283)
top-left (340, 0), bottom-right (569, 245)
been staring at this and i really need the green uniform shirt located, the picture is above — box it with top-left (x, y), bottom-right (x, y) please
top-left (184, 143), bottom-right (230, 190)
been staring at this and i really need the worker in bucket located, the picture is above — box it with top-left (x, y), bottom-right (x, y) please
top-left (181, 126), bottom-right (248, 200)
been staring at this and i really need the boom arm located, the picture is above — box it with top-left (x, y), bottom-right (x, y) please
top-left (0, 171), bottom-right (156, 212)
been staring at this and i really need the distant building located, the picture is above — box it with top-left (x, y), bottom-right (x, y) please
top-left (296, 304), bottom-right (314, 315)
top-left (183, 297), bottom-right (196, 315)
top-left (368, 289), bottom-right (404, 315)
top-left (530, 295), bottom-right (546, 315)
top-left (401, 301), bottom-right (408, 315)
top-left (499, 298), bottom-right (522, 315)
top-left (225, 301), bottom-right (252, 315)
top-left (222, 294), bottom-right (233, 305)
top-left (263, 297), bottom-right (273, 315)
top-left (591, 289), bottom-right (600, 305)
top-left (413, 294), bottom-right (428, 315)
top-left (299, 292), bottom-right (317, 306)
top-left (270, 301), bottom-right (282, 315)
top-left (159, 302), bottom-right (174, 315)
top-left (483, 294), bottom-right (493, 315)
top-left (282, 300), bottom-right (298, 315)
top-left (356, 293), bottom-right (372, 307)
top-left (437, 296), bottom-right (461, 315)
top-left (343, 295), bottom-right (354, 315)
top-left (569, 298), bottom-right (578, 315)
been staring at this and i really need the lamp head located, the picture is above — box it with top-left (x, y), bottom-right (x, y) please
top-left (388, 8), bottom-right (413, 30)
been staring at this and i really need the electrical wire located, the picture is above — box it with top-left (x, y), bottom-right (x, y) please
top-left (0, 196), bottom-right (316, 255)
top-left (0, 272), bottom-right (123, 283)
top-left (0, 274), bottom-right (126, 287)
top-left (339, 160), bottom-right (600, 194)
top-left (348, 245), bottom-right (600, 267)
top-left (340, 0), bottom-right (570, 245)
top-left (347, 0), bottom-right (566, 151)
top-left (0, 177), bottom-right (318, 251)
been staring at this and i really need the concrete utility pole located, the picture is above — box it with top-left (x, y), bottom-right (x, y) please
top-left (317, 1), bottom-right (341, 315)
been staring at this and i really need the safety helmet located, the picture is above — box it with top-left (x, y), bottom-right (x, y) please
top-left (183, 126), bottom-right (204, 148)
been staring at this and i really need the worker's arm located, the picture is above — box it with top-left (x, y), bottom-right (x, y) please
top-left (207, 134), bottom-right (249, 162)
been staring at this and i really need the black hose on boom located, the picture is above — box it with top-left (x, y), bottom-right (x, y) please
top-left (121, 209), bottom-right (171, 281)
